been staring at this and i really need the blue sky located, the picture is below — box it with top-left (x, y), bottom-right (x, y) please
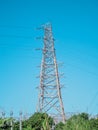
top-left (0, 0), bottom-right (98, 118)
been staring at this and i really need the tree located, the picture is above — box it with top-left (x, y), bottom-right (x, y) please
top-left (0, 118), bottom-right (12, 130)
top-left (89, 118), bottom-right (98, 130)
top-left (22, 112), bottom-right (54, 130)
top-left (55, 113), bottom-right (96, 130)
top-left (54, 122), bottom-right (64, 130)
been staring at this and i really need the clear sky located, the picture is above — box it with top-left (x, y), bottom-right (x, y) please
top-left (0, 0), bottom-right (98, 118)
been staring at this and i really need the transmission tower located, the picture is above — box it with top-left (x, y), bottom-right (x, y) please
top-left (36, 23), bottom-right (65, 123)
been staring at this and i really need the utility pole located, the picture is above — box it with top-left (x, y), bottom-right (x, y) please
top-left (36, 23), bottom-right (65, 123)
top-left (19, 111), bottom-right (22, 130)
top-left (10, 111), bottom-right (13, 130)
top-left (2, 112), bottom-right (5, 130)
top-left (2, 112), bottom-right (5, 119)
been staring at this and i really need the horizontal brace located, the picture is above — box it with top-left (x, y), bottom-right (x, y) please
top-left (35, 48), bottom-right (42, 51)
top-left (44, 95), bottom-right (58, 98)
top-left (43, 37), bottom-right (55, 41)
top-left (36, 37), bottom-right (42, 40)
top-left (42, 49), bottom-right (55, 52)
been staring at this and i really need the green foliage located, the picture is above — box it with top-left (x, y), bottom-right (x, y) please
top-left (13, 121), bottom-right (19, 130)
top-left (25, 112), bottom-right (54, 130)
top-left (16, 112), bottom-right (54, 130)
top-left (54, 122), bottom-right (65, 130)
top-left (0, 118), bottom-right (12, 130)
top-left (55, 113), bottom-right (98, 130)
top-left (0, 113), bottom-right (98, 130)
top-left (89, 118), bottom-right (98, 130)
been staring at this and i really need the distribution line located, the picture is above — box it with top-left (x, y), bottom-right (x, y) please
top-left (0, 34), bottom-right (33, 39)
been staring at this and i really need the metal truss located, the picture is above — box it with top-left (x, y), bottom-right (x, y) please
top-left (36, 23), bottom-right (65, 123)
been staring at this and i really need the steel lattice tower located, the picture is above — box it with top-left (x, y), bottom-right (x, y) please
top-left (37, 23), bottom-right (65, 123)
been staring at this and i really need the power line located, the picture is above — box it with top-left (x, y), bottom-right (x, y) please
top-left (65, 62), bottom-right (98, 77)
top-left (24, 55), bottom-right (98, 77)
top-left (0, 34), bottom-right (33, 39)
top-left (0, 25), bottom-right (33, 30)
top-left (88, 91), bottom-right (98, 113)
top-left (60, 48), bottom-right (98, 67)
